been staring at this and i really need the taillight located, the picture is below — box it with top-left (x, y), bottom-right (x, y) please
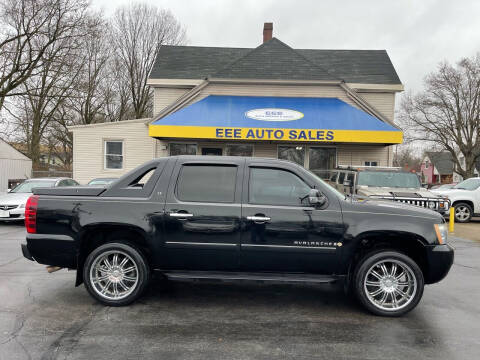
top-left (25, 195), bottom-right (39, 234)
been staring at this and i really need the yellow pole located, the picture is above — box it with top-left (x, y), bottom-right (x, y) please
top-left (449, 207), bottom-right (455, 233)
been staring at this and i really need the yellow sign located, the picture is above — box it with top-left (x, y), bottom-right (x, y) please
top-left (149, 125), bottom-right (403, 144)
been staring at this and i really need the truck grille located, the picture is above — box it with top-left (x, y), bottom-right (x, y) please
top-left (0, 205), bottom-right (18, 210)
top-left (396, 199), bottom-right (429, 207)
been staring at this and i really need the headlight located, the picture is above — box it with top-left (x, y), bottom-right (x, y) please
top-left (19, 203), bottom-right (25, 208)
top-left (428, 201), bottom-right (436, 209)
top-left (434, 223), bottom-right (448, 244)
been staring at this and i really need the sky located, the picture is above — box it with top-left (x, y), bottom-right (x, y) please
top-left (94, 0), bottom-right (480, 96)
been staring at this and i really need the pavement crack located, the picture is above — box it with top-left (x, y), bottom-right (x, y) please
top-left (0, 313), bottom-right (26, 345)
top-left (0, 256), bottom-right (23, 268)
top-left (40, 306), bottom-right (105, 360)
top-left (454, 262), bottom-right (480, 271)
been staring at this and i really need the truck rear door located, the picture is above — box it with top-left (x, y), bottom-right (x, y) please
top-left (162, 158), bottom-right (244, 270)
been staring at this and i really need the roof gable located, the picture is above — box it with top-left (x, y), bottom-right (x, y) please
top-left (149, 39), bottom-right (402, 85)
top-left (426, 151), bottom-right (454, 174)
top-left (213, 38), bottom-right (338, 81)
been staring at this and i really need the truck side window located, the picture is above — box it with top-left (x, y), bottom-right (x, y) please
top-left (249, 167), bottom-right (310, 206)
top-left (338, 172), bottom-right (345, 184)
top-left (176, 165), bottom-right (237, 203)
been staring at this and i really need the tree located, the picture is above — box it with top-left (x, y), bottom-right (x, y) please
top-left (0, 0), bottom-right (90, 110)
top-left (2, 0), bottom-right (94, 167)
top-left (400, 54), bottom-right (480, 179)
top-left (110, 3), bottom-right (186, 119)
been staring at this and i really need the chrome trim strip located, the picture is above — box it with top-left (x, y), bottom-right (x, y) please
top-left (241, 244), bottom-right (337, 250)
top-left (165, 241), bottom-right (236, 247)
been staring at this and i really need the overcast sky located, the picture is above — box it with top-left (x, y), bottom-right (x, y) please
top-left (95, 0), bottom-right (480, 95)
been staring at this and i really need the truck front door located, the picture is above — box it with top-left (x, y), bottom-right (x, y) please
top-left (240, 164), bottom-right (345, 274)
top-left (162, 158), bottom-right (244, 270)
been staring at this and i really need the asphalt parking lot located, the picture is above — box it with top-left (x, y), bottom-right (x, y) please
top-left (1, 223), bottom-right (479, 360)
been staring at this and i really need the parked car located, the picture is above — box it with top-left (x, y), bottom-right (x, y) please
top-left (327, 168), bottom-right (450, 214)
top-left (87, 178), bottom-right (118, 186)
top-left (432, 177), bottom-right (480, 222)
top-left (430, 183), bottom-right (456, 190)
top-left (0, 178), bottom-right (79, 221)
top-left (20, 156), bottom-right (454, 316)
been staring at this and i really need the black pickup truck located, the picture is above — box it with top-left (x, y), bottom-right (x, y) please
top-left (21, 156), bottom-right (454, 316)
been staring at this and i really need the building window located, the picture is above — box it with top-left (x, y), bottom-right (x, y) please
top-left (365, 161), bottom-right (378, 167)
top-left (226, 144), bottom-right (253, 156)
top-left (308, 147), bottom-right (336, 175)
top-left (169, 143), bottom-right (197, 156)
top-left (176, 165), bottom-right (237, 203)
top-left (278, 146), bottom-right (305, 166)
top-left (104, 141), bottom-right (123, 169)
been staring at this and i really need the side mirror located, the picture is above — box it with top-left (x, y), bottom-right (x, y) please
top-left (308, 188), bottom-right (327, 206)
top-left (6, 189), bottom-right (11, 193)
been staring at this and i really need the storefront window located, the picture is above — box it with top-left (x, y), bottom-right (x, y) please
top-left (169, 143), bottom-right (197, 156)
top-left (278, 146), bottom-right (305, 166)
top-left (226, 144), bottom-right (253, 156)
top-left (309, 147), bottom-right (336, 170)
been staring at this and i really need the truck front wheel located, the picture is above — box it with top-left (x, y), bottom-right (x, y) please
top-left (83, 242), bottom-right (150, 306)
top-left (353, 250), bottom-right (424, 316)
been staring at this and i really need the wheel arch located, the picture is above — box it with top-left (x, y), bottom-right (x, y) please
top-left (452, 200), bottom-right (474, 210)
top-left (75, 224), bottom-right (151, 286)
top-left (345, 230), bottom-right (428, 288)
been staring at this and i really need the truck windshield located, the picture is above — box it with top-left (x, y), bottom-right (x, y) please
top-left (357, 171), bottom-right (421, 188)
top-left (453, 178), bottom-right (480, 190)
top-left (10, 180), bottom-right (56, 193)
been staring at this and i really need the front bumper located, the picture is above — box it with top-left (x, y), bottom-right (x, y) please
top-left (0, 207), bottom-right (25, 221)
top-left (424, 244), bottom-right (454, 284)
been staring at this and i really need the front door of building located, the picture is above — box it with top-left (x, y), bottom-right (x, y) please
top-left (201, 147), bottom-right (222, 156)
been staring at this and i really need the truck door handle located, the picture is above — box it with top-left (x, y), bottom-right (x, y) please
top-left (169, 212), bottom-right (193, 219)
top-left (247, 215), bottom-right (271, 224)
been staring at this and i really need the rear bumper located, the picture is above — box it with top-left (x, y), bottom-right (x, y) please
top-left (424, 244), bottom-right (454, 284)
top-left (22, 233), bottom-right (77, 268)
top-left (21, 243), bottom-right (34, 261)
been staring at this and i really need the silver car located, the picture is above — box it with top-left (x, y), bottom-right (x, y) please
top-left (0, 178), bottom-right (79, 221)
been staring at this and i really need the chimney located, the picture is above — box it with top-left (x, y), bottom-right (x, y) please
top-left (263, 22), bottom-right (273, 43)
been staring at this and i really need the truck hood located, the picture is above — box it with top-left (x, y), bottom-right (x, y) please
top-left (357, 186), bottom-right (441, 198)
top-left (431, 188), bottom-right (470, 198)
top-left (0, 192), bottom-right (31, 206)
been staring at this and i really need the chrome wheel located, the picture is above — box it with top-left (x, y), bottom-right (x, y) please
top-left (89, 250), bottom-right (139, 300)
top-left (363, 259), bottom-right (417, 312)
top-left (455, 205), bottom-right (470, 221)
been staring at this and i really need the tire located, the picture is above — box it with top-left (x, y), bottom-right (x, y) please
top-left (83, 242), bottom-right (150, 306)
top-left (353, 250), bottom-right (424, 317)
top-left (454, 202), bottom-right (473, 223)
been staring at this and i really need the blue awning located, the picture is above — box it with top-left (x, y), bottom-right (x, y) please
top-left (149, 95), bottom-right (402, 144)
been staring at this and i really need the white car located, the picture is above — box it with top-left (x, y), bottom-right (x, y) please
top-left (432, 177), bottom-right (480, 222)
top-left (0, 178), bottom-right (79, 221)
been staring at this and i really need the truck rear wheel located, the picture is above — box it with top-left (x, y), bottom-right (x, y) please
top-left (83, 242), bottom-right (150, 306)
top-left (353, 250), bottom-right (424, 317)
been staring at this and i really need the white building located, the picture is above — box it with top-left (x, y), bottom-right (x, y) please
top-left (70, 24), bottom-right (404, 184)
top-left (0, 138), bottom-right (32, 191)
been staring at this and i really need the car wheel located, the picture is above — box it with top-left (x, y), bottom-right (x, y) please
top-left (353, 250), bottom-right (424, 317)
top-left (83, 242), bottom-right (150, 306)
top-left (454, 202), bottom-right (473, 223)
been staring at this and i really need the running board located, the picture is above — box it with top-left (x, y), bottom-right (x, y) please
top-left (162, 271), bottom-right (341, 284)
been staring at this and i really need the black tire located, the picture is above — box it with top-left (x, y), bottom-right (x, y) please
top-left (353, 250), bottom-right (424, 317)
top-left (454, 202), bottom-right (473, 223)
top-left (83, 242), bottom-right (150, 306)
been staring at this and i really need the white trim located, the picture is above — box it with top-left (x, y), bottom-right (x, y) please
top-left (68, 118), bottom-right (150, 131)
top-left (346, 83), bottom-right (404, 92)
top-left (146, 78), bottom-right (204, 87)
